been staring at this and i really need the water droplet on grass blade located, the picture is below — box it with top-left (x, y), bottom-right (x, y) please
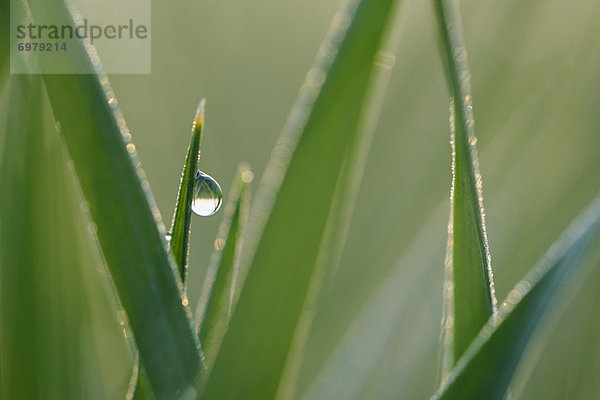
top-left (192, 171), bottom-right (222, 216)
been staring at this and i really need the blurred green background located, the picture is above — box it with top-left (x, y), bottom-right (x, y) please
top-left (2, 0), bottom-right (600, 398)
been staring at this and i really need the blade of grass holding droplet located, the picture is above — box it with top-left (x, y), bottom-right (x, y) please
top-left (170, 100), bottom-right (206, 285)
top-left (130, 163), bottom-right (251, 399)
top-left (200, 0), bottom-right (401, 398)
top-left (128, 101), bottom-right (207, 400)
top-left (19, 0), bottom-right (206, 398)
top-left (433, 0), bottom-right (497, 376)
top-left (195, 164), bottom-right (253, 368)
top-left (432, 192), bottom-right (600, 400)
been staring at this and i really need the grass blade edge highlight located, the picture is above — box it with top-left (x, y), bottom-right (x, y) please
top-left (433, 0), bottom-right (497, 374)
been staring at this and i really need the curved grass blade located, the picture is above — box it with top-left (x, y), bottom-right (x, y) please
top-left (433, 0), bottom-right (497, 373)
top-left (432, 193), bottom-right (600, 400)
top-left (20, 0), bottom-right (205, 398)
top-left (200, 0), bottom-right (401, 398)
top-left (195, 163), bottom-right (253, 368)
top-left (170, 99), bottom-right (207, 285)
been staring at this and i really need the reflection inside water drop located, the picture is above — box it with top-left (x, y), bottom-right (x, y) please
top-left (192, 171), bottom-right (223, 217)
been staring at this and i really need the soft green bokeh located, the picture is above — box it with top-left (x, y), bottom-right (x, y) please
top-left (1, 0), bottom-right (600, 398)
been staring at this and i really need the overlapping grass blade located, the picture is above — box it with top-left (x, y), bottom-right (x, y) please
top-left (195, 164), bottom-right (253, 368)
top-left (200, 0), bottom-right (400, 398)
top-left (432, 193), bottom-right (600, 400)
top-left (128, 356), bottom-right (154, 400)
top-left (0, 75), bottom-right (113, 399)
top-left (131, 163), bottom-right (252, 399)
top-left (19, 0), bottom-right (205, 398)
top-left (42, 64), bottom-right (203, 400)
top-left (129, 100), bottom-right (208, 399)
top-left (0, 76), bottom-right (46, 400)
top-left (169, 99), bottom-right (207, 284)
top-left (433, 0), bottom-right (497, 372)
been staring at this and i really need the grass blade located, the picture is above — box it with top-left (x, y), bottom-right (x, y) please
top-left (42, 66), bottom-right (203, 400)
top-left (128, 99), bottom-right (206, 400)
top-left (200, 0), bottom-right (400, 398)
top-left (169, 99), bottom-right (207, 285)
top-left (0, 76), bottom-right (46, 400)
top-left (432, 193), bottom-right (600, 400)
top-left (129, 100), bottom-right (209, 400)
top-left (128, 356), bottom-right (155, 400)
top-left (19, 0), bottom-right (205, 397)
top-left (43, 74), bottom-right (203, 400)
top-left (433, 0), bottom-right (497, 372)
top-left (42, 70), bottom-right (203, 399)
top-left (130, 163), bottom-right (251, 398)
top-left (195, 164), bottom-right (253, 368)
top-left (1, 75), bottom-right (120, 399)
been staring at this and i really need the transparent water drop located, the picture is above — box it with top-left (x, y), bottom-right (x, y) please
top-left (165, 231), bottom-right (172, 242)
top-left (192, 171), bottom-right (222, 217)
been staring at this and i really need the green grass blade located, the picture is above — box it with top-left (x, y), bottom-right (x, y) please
top-left (169, 99), bottom-right (206, 285)
top-left (200, 0), bottom-right (400, 398)
top-left (128, 356), bottom-right (155, 400)
top-left (0, 76), bottom-right (46, 400)
top-left (432, 193), bottom-right (600, 400)
top-left (1, 75), bottom-right (122, 399)
top-left (18, 0), bottom-right (205, 397)
top-left (433, 0), bottom-right (497, 372)
top-left (130, 163), bottom-right (252, 398)
top-left (195, 164), bottom-right (253, 368)
top-left (42, 76), bottom-right (203, 400)
top-left (128, 101), bottom-right (207, 400)
top-left (42, 73), bottom-right (203, 399)
top-left (42, 69), bottom-right (203, 400)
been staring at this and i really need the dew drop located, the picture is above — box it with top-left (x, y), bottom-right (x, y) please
top-left (165, 231), bottom-right (172, 242)
top-left (214, 237), bottom-right (225, 250)
top-left (192, 171), bottom-right (223, 217)
top-left (241, 169), bottom-right (254, 183)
